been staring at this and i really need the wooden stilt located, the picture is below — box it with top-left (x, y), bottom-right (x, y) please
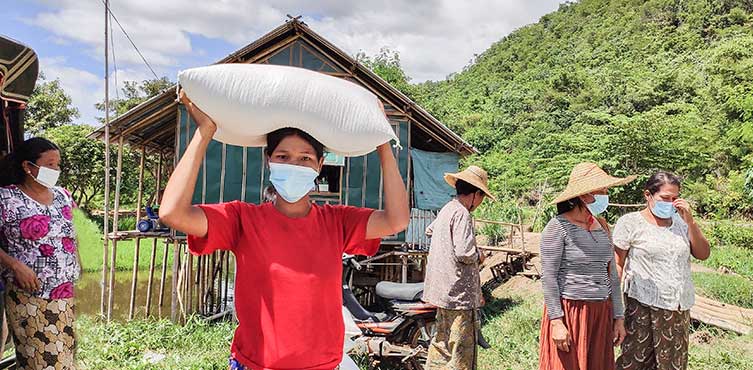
top-left (107, 137), bottom-right (125, 321)
top-left (223, 252), bottom-right (231, 311)
top-left (183, 247), bottom-right (190, 318)
top-left (158, 239), bottom-right (168, 308)
top-left (145, 238), bottom-right (158, 317)
top-left (194, 256), bottom-right (201, 313)
top-left (209, 252), bottom-right (217, 314)
top-left (100, 0), bottom-right (111, 319)
top-left (128, 237), bottom-right (141, 320)
top-left (183, 252), bottom-right (189, 316)
top-left (128, 148), bottom-right (146, 321)
top-left (171, 239), bottom-right (180, 322)
top-left (146, 153), bottom-right (164, 317)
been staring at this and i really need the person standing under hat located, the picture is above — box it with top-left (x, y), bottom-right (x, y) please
top-left (613, 172), bottom-right (709, 370)
top-left (424, 165), bottom-right (496, 370)
top-left (539, 162), bottom-right (634, 370)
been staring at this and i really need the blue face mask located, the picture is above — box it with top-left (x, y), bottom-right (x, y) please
top-left (651, 198), bottom-right (675, 219)
top-left (586, 194), bottom-right (609, 216)
top-left (268, 163), bottom-right (319, 203)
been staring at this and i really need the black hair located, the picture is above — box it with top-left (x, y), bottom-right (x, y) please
top-left (0, 137), bottom-right (60, 186)
top-left (265, 128), bottom-right (325, 160)
top-left (556, 197), bottom-right (586, 215)
top-left (456, 179), bottom-right (482, 196)
top-left (645, 171), bottom-right (682, 195)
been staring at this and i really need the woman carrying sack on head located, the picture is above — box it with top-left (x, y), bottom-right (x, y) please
top-left (539, 162), bottom-right (634, 370)
top-left (0, 138), bottom-right (81, 370)
top-left (160, 92), bottom-right (410, 370)
top-left (613, 172), bottom-right (710, 370)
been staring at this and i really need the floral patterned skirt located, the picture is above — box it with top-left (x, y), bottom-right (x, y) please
top-left (616, 296), bottom-right (690, 370)
top-left (5, 284), bottom-right (76, 370)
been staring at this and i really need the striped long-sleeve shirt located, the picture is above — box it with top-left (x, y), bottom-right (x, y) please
top-left (540, 215), bottom-right (624, 320)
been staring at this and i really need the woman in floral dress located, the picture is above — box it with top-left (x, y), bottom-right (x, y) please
top-left (0, 137), bottom-right (80, 370)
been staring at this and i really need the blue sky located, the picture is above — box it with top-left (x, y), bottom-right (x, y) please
top-left (1, 0), bottom-right (563, 125)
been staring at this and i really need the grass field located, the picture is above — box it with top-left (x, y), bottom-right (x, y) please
top-left (74, 208), bottom-right (174, 273)
top-left (74, 277), bottom-right (753, 370)
top-left (77, 315), bottom-right (233, 369)
top-left (71, 209), bottom-right (753, 369)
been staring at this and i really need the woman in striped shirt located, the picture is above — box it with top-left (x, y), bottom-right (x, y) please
top-left (539, 162), bottom-right (635, 370)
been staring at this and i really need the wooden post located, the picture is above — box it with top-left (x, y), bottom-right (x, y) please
top-left (530, 179), bottom-right (548, 232)
top-left (197, 256), bottom-right (204, 315)
top-left (128, 146), bottom-right (146, 320)
top-left (203, 255), bottom-right (209, 315)
top-left (100, 0), bottom-right (111, 319)
top-left (107, 136), bottom-right (124, 321)
top-left (158, 239), bottom-right (169, 308)
top-left (145, 153), bottom-right (164, 317)
top-left (223, 252), bottom-right (230, 311)
top-left (518, 206), bottom-right (526, 253)
top-left (185, 253), bottom-right (191, 313)
top-left (145, 238), bottom-right (158, 317)
top-left (180, 247), bottom-right (189, 322)
top-left (171, 240), bottom-right (180, 323)
top-left (128, 238), bottom-right (140, 320)
top-left (135, 146), bottom-right (146, 220)
top-left (509, 225), bottom-right (514, 247)
top-left (183, 249), bottom-right (191, 318)
top-left (210, 252), bottom-right (217, 313)
top-left (176, 246), bottom-right (185, 322)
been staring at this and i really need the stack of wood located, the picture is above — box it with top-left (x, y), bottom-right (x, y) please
top-left (691, 295), bottom-right (753, 335)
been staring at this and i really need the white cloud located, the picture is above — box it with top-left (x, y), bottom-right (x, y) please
top-left (28, 0), bottom-right (563, 122)
top-left (39, 57), bottom-right (101, 125)
top-left (31, 0), bottom-right (562, 80)
top-left (40, 57), bottom-right (157, 125)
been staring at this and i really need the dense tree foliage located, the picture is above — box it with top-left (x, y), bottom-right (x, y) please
top-left (24, 76), bottom-right (80, 135)
top-left (405, 0), bottom-right (753, 218)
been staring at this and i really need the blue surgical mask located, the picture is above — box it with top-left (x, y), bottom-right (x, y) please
top-left (268, 163), bottom-right (319, 203)
top-left (651, 198), bottom-right (675, 219)
top-left (586, 194), bottom-right (609, 216)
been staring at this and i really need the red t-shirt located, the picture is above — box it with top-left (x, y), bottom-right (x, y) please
top-left (187, 201), bottom-right (380, 370)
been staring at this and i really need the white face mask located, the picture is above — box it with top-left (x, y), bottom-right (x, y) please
top-left (29, 162), bottom-right (61, 188)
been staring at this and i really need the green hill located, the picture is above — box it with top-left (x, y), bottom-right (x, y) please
top-left (413, 0), bottom-right (753, 218)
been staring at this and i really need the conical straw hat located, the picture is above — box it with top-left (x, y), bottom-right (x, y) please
top-left (444, 165), bottom-right (497, 201)
top-left (551, 162), bottom-right (636, 204)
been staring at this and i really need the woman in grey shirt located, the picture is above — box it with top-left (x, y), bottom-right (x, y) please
top-left (539, 162), bottom-right (634, 370)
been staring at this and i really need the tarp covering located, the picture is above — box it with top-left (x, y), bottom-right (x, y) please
top-left (404, 208), bottom-right (437, 250)
top-left (411, 148), bottom-right (459, 210)
top-left (1, 36), bottom-right (38, 154)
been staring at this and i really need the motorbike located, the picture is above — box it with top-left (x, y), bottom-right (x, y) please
top-left (341, 254), bottom-right (491, 370)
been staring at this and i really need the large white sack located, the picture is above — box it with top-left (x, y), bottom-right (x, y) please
top-left (178, 64), bottom-right (399, 156)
